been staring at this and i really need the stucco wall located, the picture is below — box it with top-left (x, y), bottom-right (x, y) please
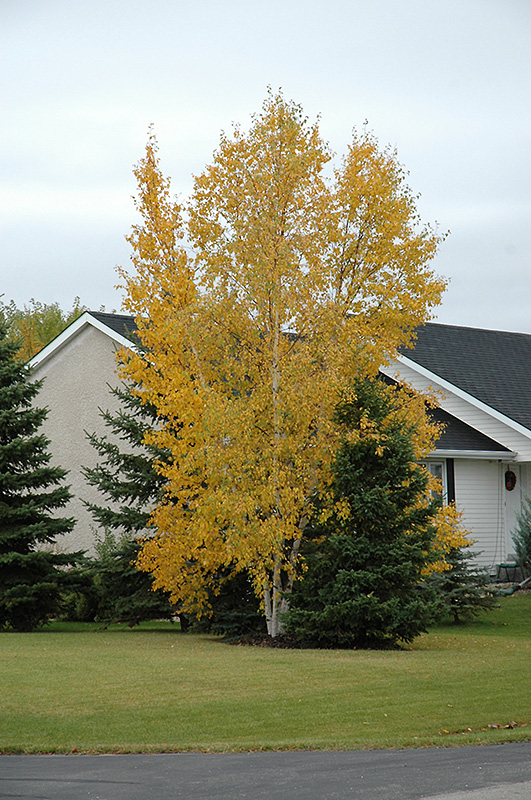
top-left (31, 324), bottom-right (127, 554)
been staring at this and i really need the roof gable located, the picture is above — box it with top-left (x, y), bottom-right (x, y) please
top-left (400, 323), bottom-right (531, 433)
top-left (381, 371), bottom-right (514, 456)
top-left (28, 311), bottom-right (136, 369)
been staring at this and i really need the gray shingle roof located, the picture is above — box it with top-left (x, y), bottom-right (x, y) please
top-left (401, 323), bottom-right (531, 433)
top-left (430, 407), bottom-right (510, 452)
top-left (90, 312), bottom-right (138, 342)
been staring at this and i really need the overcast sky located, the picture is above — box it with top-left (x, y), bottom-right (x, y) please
top-left (1, 0), bottom-right (530, 333)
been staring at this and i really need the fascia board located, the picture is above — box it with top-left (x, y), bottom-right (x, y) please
top-left (429, 449), bottom-right (517, 461)
top-left (28, 312), bottom-right (135, 369)
top-left (388, 353), bottom-right (531, 443)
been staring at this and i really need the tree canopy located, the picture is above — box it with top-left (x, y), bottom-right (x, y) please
top-left (0, 297), bottom-right (87, 362)
top-left (118, 92), bottom-right (448, 635)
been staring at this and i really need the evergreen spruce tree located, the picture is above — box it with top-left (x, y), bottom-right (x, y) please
top-left (82, 381), bottom-right (179, 625)
top-left (429, 545), bottom-right (498, 623)
top-left (0, 322), bottom-right (77, 631)
top-left (83, 382), bottom-right (167, 535)
top-left (284, 378), bottom-right (440, 649)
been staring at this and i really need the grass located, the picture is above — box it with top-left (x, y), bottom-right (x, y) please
top-left (1, 595), bottom-right (530, 754)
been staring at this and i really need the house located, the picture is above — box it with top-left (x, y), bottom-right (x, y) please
top-left (30, 312), bottom-right (531, 571)
top-left (381, 323), bottom-right (531, 572)
top-left (29, 311), bottom-right (137, 554)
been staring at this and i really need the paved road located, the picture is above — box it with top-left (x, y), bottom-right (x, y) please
top-left (1, 743), bottom-right (530, 799)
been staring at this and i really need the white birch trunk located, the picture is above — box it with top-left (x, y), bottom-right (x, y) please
top-left (264, 564), bottom-right (291, 638)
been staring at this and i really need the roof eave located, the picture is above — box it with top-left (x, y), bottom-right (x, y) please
top-left (429, 449), bottom-right (517, 461)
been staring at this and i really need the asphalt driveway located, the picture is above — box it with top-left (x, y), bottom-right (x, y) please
top-left (1, 742), bottom-right (531, 800)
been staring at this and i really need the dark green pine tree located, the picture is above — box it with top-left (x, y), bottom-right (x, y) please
top-left (0, 322), bottom-right (77, 631)
top-left (82, 381), bottom-right (178, 626)
top-left (86, 536), bottom-right (175, 627)
top-left (285, 378), bottom-right (440, 649)
top-left (83, 382), bottom-right (168, 536)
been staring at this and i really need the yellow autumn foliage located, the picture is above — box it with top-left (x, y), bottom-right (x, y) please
top-left (118, 93), bottom-right (449, 634)
top-left (426, 503), bottom-right (472, 574)
top-left (0, 298), bottom-right (87, 362)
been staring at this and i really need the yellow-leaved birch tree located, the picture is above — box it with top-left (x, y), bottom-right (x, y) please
top-left (119, 94), bottom-right (448, 636)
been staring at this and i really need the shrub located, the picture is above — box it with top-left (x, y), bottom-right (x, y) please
top-left (59, 532), bottom-right (175, 627)
top-left (512, 498), bottom-right (531, 576)
top-left (192, 569), bottom-right (265, 637)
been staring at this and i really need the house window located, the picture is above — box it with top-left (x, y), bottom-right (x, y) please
top-left (420, 460), bottom-right (446, 502)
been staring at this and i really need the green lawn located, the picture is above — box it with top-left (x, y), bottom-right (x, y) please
top-left (1, 595), bottom-right (530, 753)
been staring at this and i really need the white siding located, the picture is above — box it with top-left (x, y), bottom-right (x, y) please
top-left (454, 459), bottom-right (506, 570)
top-left (504, 463), bottom-right (529, 560)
